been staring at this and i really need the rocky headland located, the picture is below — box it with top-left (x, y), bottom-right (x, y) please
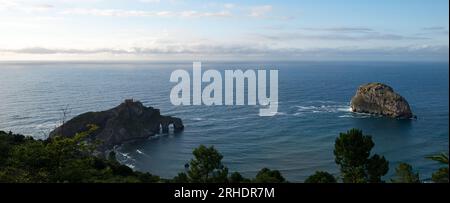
top-left (49, 99), bottom-right (184, 151)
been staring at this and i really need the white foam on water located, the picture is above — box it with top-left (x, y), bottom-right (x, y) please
top-left (118, 152), bottom-right (136, 162)
top-left (337, 106), bottom-right (353, 112)
top-left (125, 164), bottom-right (135, 169)
top-left (135, 149), bottom-right (151, 157)
top-left (295, 104), bottom-right (351, 114)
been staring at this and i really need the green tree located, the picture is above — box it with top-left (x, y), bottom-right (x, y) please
top-left (305, 171), bottom-right (337, 183)
top-left (229, 172), bottom-right (250, 183)
top-left (172, 172), bottom-right (189, 183)
top-left (334, 129), bottom-right (389, 183)
top-left (426, 153), bottom-right (449, 183)
top-left (391, 163), bottom-right (420, 183)
top-left (185, 145), bottom-right (229, 183)
top-left (366, 155), bottom-right (389, 183)
top-left (254, 168), bottom-right (286, 183)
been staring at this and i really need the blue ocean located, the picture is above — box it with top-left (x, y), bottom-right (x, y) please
top-left (0, 61), bottom-right (448, 181)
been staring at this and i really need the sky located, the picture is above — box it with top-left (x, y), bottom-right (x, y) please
top-left (0, 0), bottom-right (448, 61)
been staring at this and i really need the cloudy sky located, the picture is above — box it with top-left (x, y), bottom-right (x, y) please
top-left (0, 0), bottom-right (448, 61)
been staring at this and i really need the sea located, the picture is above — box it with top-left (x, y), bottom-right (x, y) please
top-left (0, 61), bottom-right (448, 181)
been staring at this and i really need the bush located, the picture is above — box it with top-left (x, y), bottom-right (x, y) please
top-left (305, 171), bottom-right (337, 183)
top-left (391, 163), bottom-right (420, 183)
top-left (0, 128), bottom-right (160, 183)
top-left (254, 168), bottom-right (286, 183)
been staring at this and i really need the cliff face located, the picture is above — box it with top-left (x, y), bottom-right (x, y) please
top-left (350, 83), bottom-right (414, 119)
top-left (49, 100), bottom-right (184, 151)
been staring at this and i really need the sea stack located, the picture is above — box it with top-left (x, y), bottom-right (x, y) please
top-left (49, 99), bottom-right (184, 151)
top-left (350, 83), bottom-right (414, 119)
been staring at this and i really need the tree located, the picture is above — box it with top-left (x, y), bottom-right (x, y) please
top-left (185, 145), bottom-right (229, 183)
top-left (172, 172), bottom-right (189, 183)
top-left (426, 153), bottom-right (449, 183)
top-left (305, 171), bottom-right (337, 183)
top-left (391, 163), bottom-right (420, 183)
top-left (254, 168), bottom-right (286, 183)
top-left (366, 155), bottom-right (389, 183)
top-left (334, 129), bottom-right (389, 183)
top-left (229, 172), bottom-right (250, 183)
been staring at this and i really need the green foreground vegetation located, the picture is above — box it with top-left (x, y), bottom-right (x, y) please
top-left (0, 128), bottom-right (448, 183)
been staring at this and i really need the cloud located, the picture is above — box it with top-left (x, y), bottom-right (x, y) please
top-left (1, 47), bottom-right (132, 54)
top-left (0, 0), bottom-right (19, 10)
top-left (301, 27), bottom-right (375, 33)
top-left (139, 0), bottom-right (186, 4)
top-left (416, 26), bottom-right (449, 36)
top-left (256, 32), bottom-right (429, 41)
top-left (249, 5), bottom-right (272, 18)
top-left (422, 26), bottom-right (447, 31)
top-left (223, 3), bottom-right (235, 9)
top-left (256, 26), bottom-right (431, 42)
top-left (61, 8), bottom-right (170, 17)
top-left (2, 44), bottom-right (448, 61)
top-left (0, 0), bottom-right (54, 12)
top-left (179, 10), bottom-right (231, 18)
top-left (139, 0), bottom-right (161, 3)
top-left (60, 8), bottom-right (231, 18)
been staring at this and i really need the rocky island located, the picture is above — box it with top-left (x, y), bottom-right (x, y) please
top-left (350, 83), bottom-right (414, 119)
top-left (49, 99), bottom-right (184, 151)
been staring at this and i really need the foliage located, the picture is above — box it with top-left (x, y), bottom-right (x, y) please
top-left (171, 145), bottom-right (284, 183)
top-left (427, 153), bottom-right (449, 183)
top-left (431, 168), bottom-right (449, 183)
top-left (2, 127), bottom-right (446, 183)
top-left (228, 172), bottom-right (251, 183)
top-left (171, 172), bottom-right (189, 183)
top-left (253, 168), bottom-right (286, 183)
top-left (0, 127), bottom-right (160, 183)
top-left (366, 154), bottom-right (389, 183)
top-left (305, 171), bottom-right (337, 183)
top-left (426, 153), bottom-right (449, 164)
top-left (184, 145), bottom-right (229, 183)
top-left (334, 129), bottom-right (389, 183)
top-left (391, 163), bottom-right (420, 183)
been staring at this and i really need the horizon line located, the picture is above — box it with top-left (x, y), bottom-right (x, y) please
top-left (0, 59), bottom-right (449, 64)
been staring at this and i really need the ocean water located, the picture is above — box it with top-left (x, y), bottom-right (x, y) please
top-left (0, 61), bottom-right (448, 181)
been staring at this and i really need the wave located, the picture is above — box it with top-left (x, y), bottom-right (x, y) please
top-left (295, 104), bottom-right (351, 114)
top-left (338, 115), bottom-right (354, 118)
top-left (118, 152), bottom-right (136, 162)
top-left (125, 164), bottom-right (135, 169)
top-left (337, 106), bottom-right (352, 112)
top-left (136, 149), bottom-right (150, 157)
top-left (338, 111), bottom-right (384, 119)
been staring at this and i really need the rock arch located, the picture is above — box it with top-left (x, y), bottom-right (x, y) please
top-left (160, 116), bottom-right (184, 134)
